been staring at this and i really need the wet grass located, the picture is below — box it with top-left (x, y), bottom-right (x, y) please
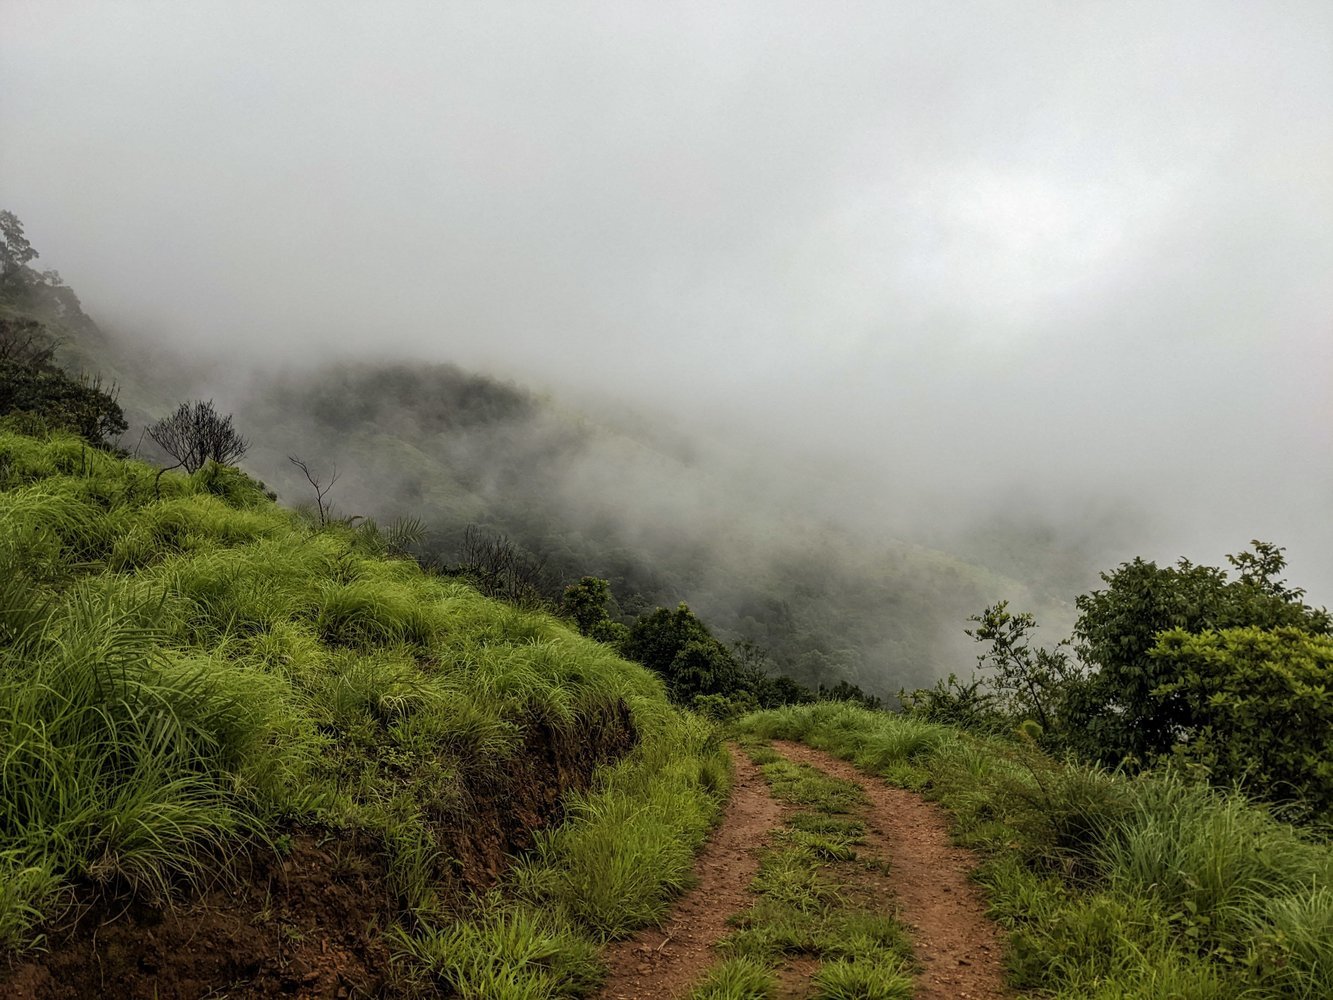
top-left (737, 701), bottom-right (1333, 1000)
top-left (0, 428), bottom-right (730, 996)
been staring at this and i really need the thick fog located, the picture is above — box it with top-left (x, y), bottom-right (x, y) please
top-left (3, 1), bottom-right (1331, 604)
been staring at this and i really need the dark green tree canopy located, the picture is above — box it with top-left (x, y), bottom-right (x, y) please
top-left (0, 317), bottom-right (125, 447)
top-left (1069, 542), bottom-right (1330, 763)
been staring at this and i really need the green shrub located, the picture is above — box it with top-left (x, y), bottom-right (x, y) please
top-left (1152, 627), bottom-right (1333, 822)
top-left (1070, 543), bottom-right (1330, 765)
top-left (397, 903), bottom-right (603, 999)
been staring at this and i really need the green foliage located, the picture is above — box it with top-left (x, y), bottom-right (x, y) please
top-left (812, 956), bottom-right (913, 1000)
top-left (898, 672), bottom-right (1004, 733)
top-left (623, 603), bottom-right (738, 702)
top-left (966, 600), bottom-right (1077, 733)
top-left (622, 602), bottom-right (815, 707)
top-left (561, 575), bottom-right (614, 636)
top-left (512, 710), bottom-right (729, 938)
top-left (816, 680), bottom-right (881, 710)
top-left (1070, 542), bottom-right (1330, 765)
top-left (0, 317), bottom-right (126, 447)
top-left (1152, 627), bottom-right (1333, 822)
top-left (396, 903), bottom-right (603, 999)
top-left (0, 211), bottom-right (38, 289)
top-left (688, 956), bottom-right (776, 1000)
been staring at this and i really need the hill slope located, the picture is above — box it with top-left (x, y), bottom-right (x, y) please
top-left (0, 429), bottom-right (727, 996)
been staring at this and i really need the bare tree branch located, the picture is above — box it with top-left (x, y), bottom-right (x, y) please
top-left (288, 455), bottom-right (338, 527)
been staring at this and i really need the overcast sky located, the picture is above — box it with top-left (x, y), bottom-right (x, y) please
top-left (3, 1), bottom-right (1331, 599)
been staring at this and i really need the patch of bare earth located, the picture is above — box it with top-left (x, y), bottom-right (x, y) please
top-left (598, 744), bottom-right (786, 1000)
top-left (772, 740), bottom-right (1011, 1000)
top-left (1, 709), bottom-right (637, 1000)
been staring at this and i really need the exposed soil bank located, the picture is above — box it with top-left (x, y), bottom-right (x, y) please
top-left (2, 705), bottom-right (636, 1000)
top-left (772, 740), bottom-right (1011, 1000)
top-left (598, 743), bottom-right (785, 1000)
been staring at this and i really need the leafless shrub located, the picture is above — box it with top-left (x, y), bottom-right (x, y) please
top-left (148, 400), bottom-right (248, 473)
top-left (457, 524), bottom-right (551, 605)
top-left (288, 455), bottom-right (339, 527)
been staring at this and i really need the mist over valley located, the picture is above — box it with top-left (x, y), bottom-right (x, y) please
top-left (3, 0), bottom-right (1331, 688)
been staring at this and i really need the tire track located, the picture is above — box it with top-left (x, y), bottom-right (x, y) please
top-left (771, 740), bottom-right (1011, 1000)
top-left (597, 743), bottom-right (786, 999)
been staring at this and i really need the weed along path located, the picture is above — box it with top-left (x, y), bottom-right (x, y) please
top-left (772, 740), bottom-right (1011, 1000)
top-left (598, 743), bottom-right (786, 999)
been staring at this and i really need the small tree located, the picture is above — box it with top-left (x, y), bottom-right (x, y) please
top-left (966, 601), bottom-right (1076, 734)
top-left (0, 210), bottom-right (39, 295)
top-left (561, 576), bottom-right (614, 635)
top-left (148, 400), bottom-right (248, 473)
top-left (288, 455), bottom-right (338, 527)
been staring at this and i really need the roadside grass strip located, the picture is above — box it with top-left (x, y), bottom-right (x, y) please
top-left (687, 740), bottom-right (914, 1000)
top-left (736, 702), bottom-right (1333, 1000)
top-left (398, 708), bottom-right (732, 998)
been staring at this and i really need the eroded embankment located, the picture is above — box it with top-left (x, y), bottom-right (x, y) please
top-left (598, 744), bottom-right (786, 999)
top-left (772, 740), bottom-right (1010, 1000)
top-left (1, 707), bottom-right (636, 1000)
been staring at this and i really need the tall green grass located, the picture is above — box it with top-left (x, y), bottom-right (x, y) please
top-left (0, 429), bottom-right (728, 983)
top-left (403, 706), bottom-right (731, 996)
top-left (735, 702), bottom-right (1333, 1000)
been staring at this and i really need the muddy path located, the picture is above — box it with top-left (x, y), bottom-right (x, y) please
top-left (772, 740), bottom-right (1011, 1000)
top-left (597, 743), bottom-right (787, 999)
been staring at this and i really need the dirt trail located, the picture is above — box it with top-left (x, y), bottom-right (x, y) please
top-left (597, 744), bottom-right (786, 999)
top-left (772, 740), bottom-right (1011, 1000)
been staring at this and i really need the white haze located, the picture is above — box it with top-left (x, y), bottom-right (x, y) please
top-left (2, 1), bottom-right (1331, 603)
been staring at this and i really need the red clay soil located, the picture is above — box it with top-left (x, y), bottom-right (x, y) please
top-left (1, 709), bottom-right (637, 1000)
top-left (772, 741), bottom-right (1012, 1000)
top-left (598, 744), bottom-right (786, 1000)
top-left (1, 830), bottom-right (396, 1000)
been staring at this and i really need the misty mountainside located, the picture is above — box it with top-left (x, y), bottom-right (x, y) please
top-left (234, 359), bottom-right (1073, 697)
top-left (3, 228), bottom-right (1069, 698)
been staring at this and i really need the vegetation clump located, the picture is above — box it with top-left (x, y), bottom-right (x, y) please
top-left (905, 541), bottom-right (1332, 824)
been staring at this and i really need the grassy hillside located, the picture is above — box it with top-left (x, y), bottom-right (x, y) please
top-left (0, 427), bottom-right (728, 996)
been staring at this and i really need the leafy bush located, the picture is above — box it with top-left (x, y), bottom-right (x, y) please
top-left (899, 672), bottom-right (1005, 733)
top-left (1152, 627), bottom-right (1333, 822)
top-left (1069, 542), bottom-right (1330, 765)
